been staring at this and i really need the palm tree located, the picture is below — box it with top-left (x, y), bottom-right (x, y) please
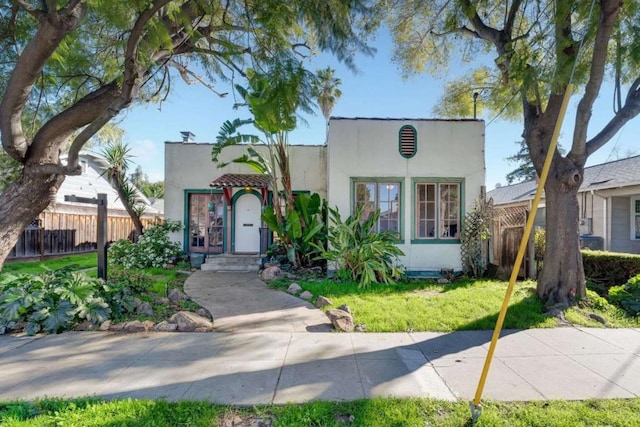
top-left (312, 67), bottom-right (342, 125)
top-left (101, 140), bottom-right (145, 238)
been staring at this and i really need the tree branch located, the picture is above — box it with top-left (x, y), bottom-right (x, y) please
top-left (585, 77), bottom-right (640, 156)
top-left (14, 0), bottom-right (43, 18)
top-left (570, 0), bottom-right (621, 158)
top-left (0, 0), bottom-right (87, 162)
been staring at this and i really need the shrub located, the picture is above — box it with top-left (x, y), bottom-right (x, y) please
top-left (608, 274), bottom-right (640, 316)
top-left (317, 206), bottom-right (404, 287)
top-left (534, 227), bottom-right (545, 275)
top-left (109, 220), bottom-right (183, 269)
top-left (0, 268), bottom-right (109, 335)
top-left (460, 198), bottom-right (492, 278)
top-left (582, 250), bottom-right (640, 288)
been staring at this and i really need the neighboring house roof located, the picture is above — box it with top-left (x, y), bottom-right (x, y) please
top-left (210, 173), bottom-right (270, 189)
top-left (488, 155), bottom-right (640, 205)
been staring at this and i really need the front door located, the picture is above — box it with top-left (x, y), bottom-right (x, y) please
top-left (234, 193), bottom-right (261, 253)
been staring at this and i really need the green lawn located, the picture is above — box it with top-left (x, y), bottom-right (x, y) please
top-left (0, 253), bottom-right (98, 277)
top-left (271, 278), bottom-right (640, 332)
top-left (1, 397), bottom-right (639, 427)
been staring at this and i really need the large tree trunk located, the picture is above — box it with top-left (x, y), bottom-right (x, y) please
top-left (536, 176), bottom-right (586, 308)
top-left (0, 171), bottom-right (64, 266)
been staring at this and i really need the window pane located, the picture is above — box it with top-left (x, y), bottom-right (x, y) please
top-left (379, 183), bottom-right (399, 232)
top-left (416, 183), bottom-right (436, 238)
top-left (355, 182), bottom-right (376, 223)
top-left (439, 183), bottom-right (460, 238)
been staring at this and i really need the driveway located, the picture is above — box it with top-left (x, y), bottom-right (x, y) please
top-left (183, 271), bottom-right (333, 332)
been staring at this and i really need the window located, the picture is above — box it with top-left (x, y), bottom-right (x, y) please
top-left (354, 181), bottom-right (401, 234)
top-left (399, 125), bottom-right (417, 158)
top-left (633, 198), bottom-right (640, 240)
top-left (415, 181), bottom-right (461, 240)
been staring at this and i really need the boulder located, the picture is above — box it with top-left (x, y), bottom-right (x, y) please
top-left (168, 288), bottom-right (190, 303)
top-left (154, 321), bottom-right (178, 332)
top-left (75, 321), bottom-right (94, 331)
top-left (169, 311), bottom-right (214, 332)
top-left (337, 304), bottom-right (352, 315)
top-left (326, 309), bottom-right (355, 332)
top-left (261, 266), bottom-right (282, 283)
top-left (299, 291), bottom-right (313, 301)
top-left (355, 324), bottom-right (367, 332)
top-left (196, 307), bottom-right (214, 321)
top-left (287, 283), bottom-right (302, 295)
top-left (315, 296), bottom-right (333, 308)
top-left (122, 320), bottom-right (147, 333)
top-left (99, 320), bottom-right (111, 331)
top-left (136, 302), bottom-right (154, 316)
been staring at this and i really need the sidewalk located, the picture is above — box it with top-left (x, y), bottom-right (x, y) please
top-left (1, 327), bottom-right (639, 404)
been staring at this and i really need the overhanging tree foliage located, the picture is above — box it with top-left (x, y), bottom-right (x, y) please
top-left (387, 0), bottom-right (640, 310)
top-left (0, 0), bottom-right (377, 269)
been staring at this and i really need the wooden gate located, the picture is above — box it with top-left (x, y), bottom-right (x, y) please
top-left (492, 205), bottom-right (534, 278)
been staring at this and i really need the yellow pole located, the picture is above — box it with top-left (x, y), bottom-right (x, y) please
top-left (471, 84), bottom-right (574, 417)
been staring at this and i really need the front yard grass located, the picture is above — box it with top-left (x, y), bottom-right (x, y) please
top-left (1, 397), bottom-right (640, 427)
top-left (271, 278), bottom-right (640, 332)
top-left (0, 253), bottom-right (97, 276)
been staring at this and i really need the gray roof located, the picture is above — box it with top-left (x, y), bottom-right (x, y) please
top-left (488, 155), bottom-right (640, 205)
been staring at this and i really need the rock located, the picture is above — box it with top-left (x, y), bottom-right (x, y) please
top-left (261, 266), bottom-right (282, 283)
top-left (168, 288), bottom-right (190, 303)
top-left (299, 291), bottom-right (313, 301)
top-left (284, 272), bottom-right (298, 280)
top-left (437, 278), bottom-right (451, 284)
top-left (108, 322), bottom-right (125, 332)
top-left (136, 302), bottom-right (154, 316)
top-left (154, 321), bottom-right (178, 332)
top-left (316, 296), bottom-right (333, 308)
top-left (154, 296), bottom-right (170, 305)
top-left (264, 262), bottom-right (280, 269)
top-left (355, 324), bottom-right (367, 332)
top-left (287, 283), bottom-right (302, 295)
top-left (196, 307), bottom-right (213, 321)
top-left (99, 320), bottom-right (111, 331)
top-left (75, 321), bottom-right (94, 331)
top-left (169, 311), bottom-right (214, 332)
top-left (122, 320), bottom-right (147, 333)
top-left (164, 263), bottom-right (175, 269)
top-left (588, 313), bottom-right (607, 325)
top-left (337, 304), bottom-right (352, 315)
top-left (326, 309), bottom-right (355, 332)
top-left (133, 297), bottom-right (143, 307)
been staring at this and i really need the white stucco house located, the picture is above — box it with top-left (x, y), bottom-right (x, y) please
top-left (164, 118), bottom-right (486, 275)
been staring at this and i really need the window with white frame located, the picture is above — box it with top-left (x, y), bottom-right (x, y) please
top-left (354, 181), bottom-right (401, 234)
top-left (633, 198), bottom-right (640, 240)
top-left (415, 181), bottom-right (461, 240)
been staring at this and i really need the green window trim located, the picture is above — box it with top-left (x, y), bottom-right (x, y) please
top-left (411, 178), bottom-right (465, 244)
top-left (350, 177), bottom-right (405, 242)
top-left (399, 125), bottom-right (417, 159)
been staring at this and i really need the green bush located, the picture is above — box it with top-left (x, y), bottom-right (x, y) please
top-left (317, 206), bottom-right (404, 287)
top-left (0, 268), bottom-right (110, 335)
top-left (109, 220), bottom-right (183, 269)
top-left (582, 250), bottom-right (640, 287)
top-left (608, 274), bottom-right (640, 316)
top-left (108, 269), bottom-right (152, 294)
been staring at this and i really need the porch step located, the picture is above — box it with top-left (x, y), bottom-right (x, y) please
top-left (201, 254), bottom-right (261, 272)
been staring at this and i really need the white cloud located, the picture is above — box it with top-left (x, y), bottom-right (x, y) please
top-left (128, 138), bottom-right (164, 182)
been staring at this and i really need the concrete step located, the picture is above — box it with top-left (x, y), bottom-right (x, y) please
top-left (201, 254), bottom-right (261, 272)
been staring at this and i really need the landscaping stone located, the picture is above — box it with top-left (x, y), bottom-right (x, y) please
top-left (99, 320), bottom-right (111, 331)
top-left (122, 321), bottom-right (147, 333)
top-left (437, 278), bottom-right (451, 284)
top-left (337, 304), bottom-right (352, 315)
top-left (169, 311), bottom-right (214, 332)
top-left (299, 291), bottom-right (313, 301)
top-left (355, 324), bottom-right (367, 332)
top-left (589, 313), bottom-right (607, 325)
top-left (154, 296), bottom-right (170, 305)
top-left (154, 321), bottom-right (178, 332)
top-left (136, 301), bottom-right (154, 316)
top-left (196, 307), bottom-right (213, 321)
top-left (75, 321), bottom-right (94, 331)
top-left (261, 266), bottom-right (282, 283)
top-left (168, 288), bottom-right (190, 303)
top-left (315, 296), bottom-right (333, 308)
top-left (326, 309), bottom-right (354, 332)
top-left (287, 283), bottom-right (302, 295)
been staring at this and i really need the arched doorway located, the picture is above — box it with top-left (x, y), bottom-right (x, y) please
top-left (233, 192), bottom-right (261, 253)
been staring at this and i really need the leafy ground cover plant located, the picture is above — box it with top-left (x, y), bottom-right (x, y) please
top-left (608, 273), bottom-right (640, 316)
top-left (317, 206), bottom-right (404, 287)
top-left (108, 221), bottom-right (183, 269)
top-left (0, 267), bottom-right (109, 335)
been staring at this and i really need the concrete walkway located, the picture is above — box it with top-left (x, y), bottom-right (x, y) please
top-left (183, 271), bottom-right (332, 332)
top-left (1, 327), bottom-right (639, 403)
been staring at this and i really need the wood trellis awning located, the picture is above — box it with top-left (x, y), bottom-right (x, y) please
top-left (209, 174), bottom-right (270, 205)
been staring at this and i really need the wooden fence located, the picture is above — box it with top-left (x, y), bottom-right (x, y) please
top-left (8, 212), bottom-right (158, 260)
top-left (492, 205), bottom-right (534, 278)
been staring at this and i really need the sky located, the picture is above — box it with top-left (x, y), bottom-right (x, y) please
top-left (117, 29), bottom-right (640, 190)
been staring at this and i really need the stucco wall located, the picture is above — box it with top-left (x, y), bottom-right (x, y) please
top-left (327, 118), bottom-right (486, 272)
top-left (610, 196), bottom-right (640, 254)
top-left (164, 142), bottom-right (326, 246)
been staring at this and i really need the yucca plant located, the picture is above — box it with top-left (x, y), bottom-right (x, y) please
top-left (317, 206), bottom-right (405, 287)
